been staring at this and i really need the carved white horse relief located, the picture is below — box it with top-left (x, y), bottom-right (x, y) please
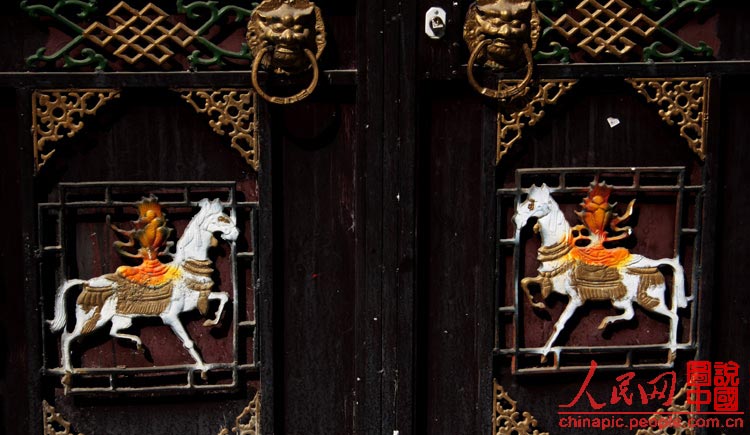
top-left (512, 183), bottom-right (687, 363)
top-left (48, 197), bottom-right (239, 384)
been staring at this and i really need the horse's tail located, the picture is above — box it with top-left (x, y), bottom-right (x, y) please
top-left (48, 279), bottom-right (85, 332)
top-left (663, 258), bottom-right (687, 309)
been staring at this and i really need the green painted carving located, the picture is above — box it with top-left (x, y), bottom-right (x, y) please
top-left (533, 0), bottom-right (715, 63)
top-left (176, 0), bottom-right (256, 67)
top-left (21, 0), bottom-right (260, 70)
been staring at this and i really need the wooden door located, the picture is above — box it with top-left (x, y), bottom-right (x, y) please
top-left (2, 2), bottom-right (750, 435)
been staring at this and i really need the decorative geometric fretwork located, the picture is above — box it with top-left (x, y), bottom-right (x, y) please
top-left (21, 1), bottom-right (258, 70)
top-left (626, 77), bottom-right (709, 160)
top-left (549, 0), bottom-right (658, 57)
top-left (535, 0), bottom-right (715, 62)
top-left (493, 381), bottom-right (549, 435)
top-left (32, 89), bottom-right (121, 172)
top-left (635, 384), bottom-right (694, 435)
top-left (219, 391), bottom-right (261, 435)
top-left (82, 2), bottom-right (197, 65)
top-left (497, 80), bottom-right (577, 164)
top-left (177, 89), bottom-right (259, 171)
top-left (43, 400), bottom-right (83, 435)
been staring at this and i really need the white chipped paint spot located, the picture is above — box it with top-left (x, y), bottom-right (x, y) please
top-left (606, 117), bottom-right (621, 128)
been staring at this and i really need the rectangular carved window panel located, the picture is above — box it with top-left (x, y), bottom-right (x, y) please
top-left (496, 167), bottom-right (703, 374)
top-left (38, 181), bottom-right (259, 394)
top-left (535, 0), bottom-right (716, 63)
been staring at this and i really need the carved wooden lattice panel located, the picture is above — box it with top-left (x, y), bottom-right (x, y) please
top-left (496, 168), bottom-right (703, 373)
top-left (535, 0), bottom-right (715, 62)
top-left (39, 182), bottom-right (259, 393)
top-left (21, 0), bottom-right (259, 70)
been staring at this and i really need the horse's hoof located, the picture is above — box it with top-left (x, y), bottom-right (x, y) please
top-left (540, 354), bottom-right (547, 364)
top-left (137, 344), bottom-right (145, 354)
top-left (667, 350), bottom-right (676, 364)
top-left (61, 373), bottom-right (72, 394)
top-left (200, 370), bottom-right (209, 381)
top-left (598, 320), bottom-right (608, 330)
top-left (203, 320), bottom-right (217, 327)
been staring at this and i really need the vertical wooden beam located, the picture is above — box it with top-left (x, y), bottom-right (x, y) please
top-left (355, 0), bottom-right (385, 433)
top-left (477, 101), bottom-right (497, 435)
top-left (15, 86), bottom-right (42, 435)
top-left (258, 97), bottom-right (278, 434)
top-left (698, 76), bottom-right (720, 363)
top-left (382, 0), bottom-right (418, 434)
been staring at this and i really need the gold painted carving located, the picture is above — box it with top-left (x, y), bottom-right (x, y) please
top-left (493, 381), bottom-right (548, 435)
top-left (32, 90), bottom-right (121, 172)
top-left (83, 2), bottom-right (197, 65)
top-left (43, 400), bottom-right (84, 435)
top-left (464, 0), bottom-right (541, 100)
top-left (549, 0), bottom-right (659, 58)
top-left (497, 79), bottom-right (577, 164)
top-left (635, 385), bottom-right (694, 435)
top-left (626, 78), bottom-right (709, 160)
top-left (178, 89), bottom-right (260, 171)
top-left (248, 0), bottom-right (326, 104)
top-left (219, 391), bottom-right (261, 435)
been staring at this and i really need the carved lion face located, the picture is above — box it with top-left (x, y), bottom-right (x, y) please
top-left (247, 0), bottom-right (326, 75)
top-left (464, 0), bottom-right (540, 70)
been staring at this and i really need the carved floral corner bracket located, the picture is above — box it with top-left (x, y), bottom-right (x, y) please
top-left (497, 79), bottom-right (577, 165)
top-left (626, 78), bottom-right (709, 161)
top-left (43, 400), bottom-right (84, 435)
top-left (32, 90), bottom-right (121, 173)
top-left (493, 381), bottom-right (549, 435)
top-left (219, 391), bottom-right (261, 435)
top-left (177, 89), bottom-right (259, 171)
top-left (635, 384), bottom-right (695, 435)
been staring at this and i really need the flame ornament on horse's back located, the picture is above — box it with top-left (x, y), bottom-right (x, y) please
top-left (513, 182), bottom-right (688, 363)
top-left (48, 196), bottom-right (239, 388)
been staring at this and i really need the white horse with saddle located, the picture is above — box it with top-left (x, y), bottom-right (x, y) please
top-left (48, 198), bottom-right (239, 378)
top-left (512, 184), bottom-right (687, 363)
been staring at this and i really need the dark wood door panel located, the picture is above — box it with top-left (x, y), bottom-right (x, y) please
top-left (276, 97), bottom-right (358, 435)
top-left (417, 83), bottom-right (488, 435)
top-left (415, 74), bottom-right (713, 434)
top-left (3, 3), bottom-right (750, 435)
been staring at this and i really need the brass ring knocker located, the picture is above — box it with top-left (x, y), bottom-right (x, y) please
top-left (251, 46), bottom-right (320, 105)
top-left (463, 0), bottom-right (540, 100)
top-left (247, 0), bottom-right (326, 105)
top-left (467, 40), bottom-right (534, 100)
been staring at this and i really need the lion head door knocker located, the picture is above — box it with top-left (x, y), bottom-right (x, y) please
top-left (47, 196), bottom-right (239, 390)
top-left (463, 0), bottom-right (540, 100)
top-left (247, 0), bottom-right (327, 105)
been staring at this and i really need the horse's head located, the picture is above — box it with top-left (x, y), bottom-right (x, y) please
top-left (513, 183), bottom-right (554, 232)
top-left (197, 199), bottom-right (240, 243)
